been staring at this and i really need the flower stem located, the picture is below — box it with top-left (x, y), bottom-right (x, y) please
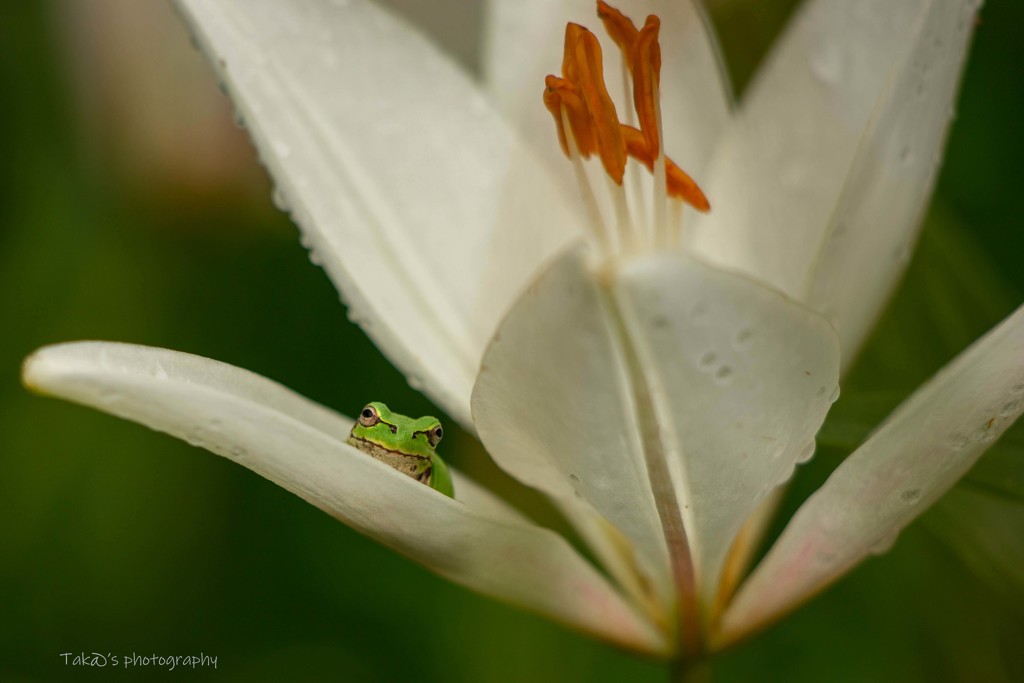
top-left (670, 658), bottom-right (712, 683)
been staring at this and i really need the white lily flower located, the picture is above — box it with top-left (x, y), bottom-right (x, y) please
top-left (22, 0), bottom-right (1023, 664)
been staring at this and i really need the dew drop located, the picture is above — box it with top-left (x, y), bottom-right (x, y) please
top-left (869, 531), bottom-right (899, 556)
top-left (815, 550), bottom-right (838, 565)
top-left (809, 44), bottom-right (844, 85)
top-left (184, 431), bottom-right (205, 448)
top-left (892, 243), bottom-right (911, 263)
top-left (230, 445), bottom-right (248, 458)
top-left (272, 139), bottom-right (292, 158)
top-left (650, 315), bottom-right (669, 330)
top-left (1001, 399), bottom-right (1023, 418)
top-left (271, 186), bottom-right (290, 213)
top-left (829, 386), bottom-right (841, 403)
top-left (734, 328), bottom-right (754, 349)
top-left (97, 389), bottom-right (120, 406)
top-left (797, 442), bottom-right (816, 464)
top-left (698, 351), bottom-right (717, 369)
top-left (714, 365), bottom-right (734, 383)
top-left (948, 432), bottom-right (970, 451)
top-left (899, 489), bottom-right (921, 504)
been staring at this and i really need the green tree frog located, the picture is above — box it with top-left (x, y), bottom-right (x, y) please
top-left (347, 402), bottom-right (454, 498)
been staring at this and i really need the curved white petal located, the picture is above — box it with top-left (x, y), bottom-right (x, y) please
top-left (802, 0), bottom-right (980, 368)
top-left (23, 341), bottom-right (665, 653)
top-left (690, 0), bottom-right (978, 346)
top-left (482, 0), bottom-right (732, 185)
top-left (614, 253), bottom-right (839, 604)
top-left (472, 249), bottom-right (839, 612)
top-left (721, 302), bottom-right (1024, 645)
top-left (472, 250), bottom-right (674, 605)
top-left (175, 0), bottom-right (583, 429)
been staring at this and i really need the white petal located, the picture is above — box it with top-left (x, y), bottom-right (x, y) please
top-left (721, 302), bottom-right (1024, 645)
top-left (175, 0), bottom-right (583, 428)
top-left (23, 341), bottom-right (665, 653)
top-left (613, 253), bottom-right (839, 604)
top-left (472, 249), bottom-right (839, 610)
top-left (472, 250), bottom-right (674, 605)
top-left (482, 0), bottom-right (732, 184)
top-left (690, 0), bottom-right (977, 340)
top-left (802, 0), bottom-right (980, 367)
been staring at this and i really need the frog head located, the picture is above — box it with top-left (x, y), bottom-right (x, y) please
top-left (349, 401), bottom-right (443, 459)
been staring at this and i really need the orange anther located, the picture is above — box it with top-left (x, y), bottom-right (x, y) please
top-left (543, 85), bottom-right (570, 156)
top-left (632, 15), bottom-right (662, 156)
top-left (543, 75), bottom-right (597, 158)
top-left (562, 23), bottom-right (587, 84)
top-left (574, 29), bottom-right (627, 184)
top-left (621, 124), bottom-right (710, 212)
top-left (596, 1), bottom-right (639, 69)
top-left (541, 6), bottom-right (712, 215)
top-left (666, 160), bottom-right (711, 212)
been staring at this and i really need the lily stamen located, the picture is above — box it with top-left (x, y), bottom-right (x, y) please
top-left (543, 2), bottom-right (710, 260)
top-left (556, 98), bottom-right (614, 257)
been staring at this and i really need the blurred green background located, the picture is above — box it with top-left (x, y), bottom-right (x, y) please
top-left (2, 1), bottom-right (1022, 681)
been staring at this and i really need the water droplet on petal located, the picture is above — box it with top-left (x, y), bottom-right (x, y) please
top-left (899, 489), bottom-right (921, 504)
top-left (797, 442), bottom-right (816, 464)
top-left (714, 365), bottom-right (733, 384)
top-left (271, 187), bottom-right (290, 213)
top-left (948, 432), bottom-right (970, 451)
top-left (734, 328), bottom-right (754, 349)
top-left (810, 44), bottom-right (844, 85)
top-left (97, 389), bottom-right (120, 406)
top-left (698, 351), bottom-right (717, 369)
top-left (1001, 399), bottom-right (1023, 418)
top-left (869, 530), bottom-right (899, 556)
top-left (272, 139), bottom-right (292, 158)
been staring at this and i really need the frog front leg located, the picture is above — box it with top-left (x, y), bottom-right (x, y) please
top-left (428, 452), bottom-right (454, 498)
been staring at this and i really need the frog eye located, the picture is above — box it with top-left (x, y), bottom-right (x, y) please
top-left (427, 425), bottom-right (443, 447)
top-left (358, 405), bottom-right (380, 427)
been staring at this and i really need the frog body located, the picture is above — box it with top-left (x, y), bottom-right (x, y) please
top-left (347, 402), bottom-right (454, 498)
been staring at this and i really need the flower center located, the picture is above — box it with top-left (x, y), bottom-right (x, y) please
top-left (543, 2), bottom-right (710, 261)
